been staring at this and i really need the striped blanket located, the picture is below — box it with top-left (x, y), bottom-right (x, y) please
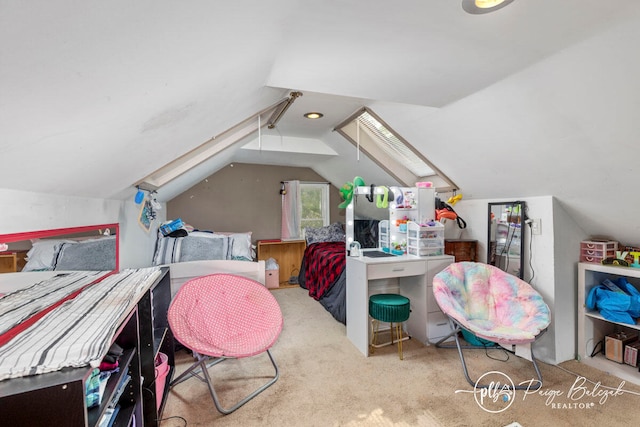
top-left (0, 271), bottom-right (106, 337)
top-left (0, 267), bottom-right (162, 381)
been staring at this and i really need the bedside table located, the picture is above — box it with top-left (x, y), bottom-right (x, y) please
top-left (256, 240), bottom-right (306, 286)
top-left (0, 250), bottom-right (28, 273)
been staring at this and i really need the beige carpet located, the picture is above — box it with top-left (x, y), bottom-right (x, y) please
top-left (160, 287), bottom-right (640, 427)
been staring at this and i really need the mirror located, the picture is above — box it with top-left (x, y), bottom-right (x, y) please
top-left (346, 189), bottom-right (389, 249)
top-left (487, 202), bottom-right (525, 278)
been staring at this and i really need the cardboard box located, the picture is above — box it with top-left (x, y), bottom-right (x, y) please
top-left (265, 269), bottom-right (279, 289)
top-left (624, 341), bottom-right (640, 367)
top-left (605, 332), bottom-right (638, 363)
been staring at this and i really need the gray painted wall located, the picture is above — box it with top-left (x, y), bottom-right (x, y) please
top-left (166, 163), bottom-right (344, 244)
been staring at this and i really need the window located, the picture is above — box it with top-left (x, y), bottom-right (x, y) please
top-left (135, 93), bottom-right (299, 191)
top-left (281, 181), bottom-right (330, 241)
top-left (334, 107), bottom-right (457, 192)
top-left (299, 183), bottom-right (330, 231)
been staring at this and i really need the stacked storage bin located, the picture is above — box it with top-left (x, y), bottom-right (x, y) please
top-left (580, 240), bottom-right (617, 263)
top-left (406, 221), bottom-right (444, 257)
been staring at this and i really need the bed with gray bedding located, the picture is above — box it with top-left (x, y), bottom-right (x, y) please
top-left (152, 230), bottom-right (255, 265)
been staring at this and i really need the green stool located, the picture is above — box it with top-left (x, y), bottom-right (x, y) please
top-left (369, 293), bottom-right (411, 360)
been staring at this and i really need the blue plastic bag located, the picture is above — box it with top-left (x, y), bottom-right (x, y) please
top-left (586, 278), bottom-right (640, 325)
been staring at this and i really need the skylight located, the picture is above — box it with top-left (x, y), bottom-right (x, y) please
top-left (334, 107), bottom-right (457, 192)
top-left (135, 96), bottom-right (295, 191)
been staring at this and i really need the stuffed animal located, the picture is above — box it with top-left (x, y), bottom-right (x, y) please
top-left (338, 176), bottom-right (365, 208)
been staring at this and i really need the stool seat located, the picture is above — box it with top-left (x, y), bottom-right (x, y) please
top-left (369, 293), bottom-right (411, 360)
top-left (369, 294), bottom-right (410, 323)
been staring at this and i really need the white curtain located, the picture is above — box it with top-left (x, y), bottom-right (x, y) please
top-left (281, 180), bottom-right (301, 240)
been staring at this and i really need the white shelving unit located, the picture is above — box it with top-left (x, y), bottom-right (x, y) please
top-left (577, 262), bottom-right (640, 386)
top-left (378, 220), bottom-right (389, 251)
top-left (389, 207), bottom-right (415, 253)
top-left (388, 187), bottom-right (436, 254)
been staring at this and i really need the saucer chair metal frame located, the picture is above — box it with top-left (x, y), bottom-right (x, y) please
top-left (433, 262), bottom-right (550, 391)
top-left (168, 273), bottom-right (283, 414)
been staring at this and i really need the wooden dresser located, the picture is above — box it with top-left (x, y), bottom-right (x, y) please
top-left (444, 239), bottom-right (478, 262)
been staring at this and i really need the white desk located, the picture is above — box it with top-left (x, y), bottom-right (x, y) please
top-left (346, 253), bottom-right (454, 356)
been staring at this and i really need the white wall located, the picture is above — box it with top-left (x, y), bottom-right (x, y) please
top-left (451, 195), bottom-right (586, 365)
top-left (119, 200), bottom-right (167, 269)
top-left (551, 198), bottom-right (587, 362)
top-left (0, 189), bottom-right (163, 269)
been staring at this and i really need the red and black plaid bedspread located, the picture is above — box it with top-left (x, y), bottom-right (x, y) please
top-left (304, 241), bottom-right (346, 300)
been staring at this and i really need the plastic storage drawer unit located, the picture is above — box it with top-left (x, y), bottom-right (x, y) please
top-left (580, 240), bottom-right (617, 263)
top-left (407, 221), bottom-right (444, 257)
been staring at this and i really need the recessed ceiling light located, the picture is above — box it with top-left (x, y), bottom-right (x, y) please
top-left (462, 0), bottom-right (515, 14)
top-left (304, 112), bottom-right (324, 119)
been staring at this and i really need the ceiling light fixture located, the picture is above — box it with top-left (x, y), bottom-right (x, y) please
top-left (304, 112), bottom-right (324, 119)
top-left (462, 0), bottom-right (515, 14)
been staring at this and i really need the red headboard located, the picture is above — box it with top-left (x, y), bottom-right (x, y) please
top-left (0, 223), bottom-right (120, 271)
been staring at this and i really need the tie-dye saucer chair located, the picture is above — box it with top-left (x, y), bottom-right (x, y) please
top-left (432, 262), bottom-right (550, 390)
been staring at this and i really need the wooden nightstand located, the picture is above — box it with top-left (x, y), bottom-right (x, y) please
top-left (444, 239), bottom-right (477, 262)
top-left (257, 240), bottom-right (306, 287)
top-left (0, 250), bottom-right (28, 273)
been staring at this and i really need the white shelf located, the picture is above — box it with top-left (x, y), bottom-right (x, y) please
top-left (585, 310), bottom-right (640, 332)
top-left (577, 262), bottom-right (640, 386)
top-left (579, 352), bottom-right (640, 383)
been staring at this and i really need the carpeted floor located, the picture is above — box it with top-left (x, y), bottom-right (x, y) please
top-left (160, 286), bottom-right (640, 427)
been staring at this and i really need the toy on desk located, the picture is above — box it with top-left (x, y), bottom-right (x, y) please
top-left (376, 186), bottom-right (389, 208)
top-left (338, 176), bottom-right (365, 209)
top-left (389, 241), bottom-right (406, 255)
top-left (446, 193), bottom-right (463, 206)
top-left (416, 220), bottom-right (439, 228)
top-left (435, 195), bottom-right (467, 229)
top-left (349, 241), bottom-right (361, 257)
top-left (339, 182), bottom-right (354, 209)
top-left (602, 257), bottom-right (630, 267)
top-left (415, 181), bottom-right (433, 188)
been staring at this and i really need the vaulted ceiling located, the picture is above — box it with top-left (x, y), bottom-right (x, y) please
top-left (2, 1), bottom-right (640, 242)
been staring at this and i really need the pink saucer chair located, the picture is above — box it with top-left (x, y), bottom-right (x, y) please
top-left (432, 262), bottom-right (551, 390)
top-left (168, 273), bottom-right (283, 414)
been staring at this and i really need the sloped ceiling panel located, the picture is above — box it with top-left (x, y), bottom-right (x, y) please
top-left (0, 1), bottom-right (298, 199)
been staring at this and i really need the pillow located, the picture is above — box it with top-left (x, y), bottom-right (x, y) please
top-left (54, 237), bottom-right (116, 271)
top-left (153, 236), bottom-right (177, 265)
top-left (227, 232), bottom-right (253, 260)
top-left (153, 232), bottom-right (230, 265)
top-left (179, 234), bottom-right (229, 262)
top-left (304, 223), bottom-right (345, 246)
top-left (22, 239), bottom-right (74, 271)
